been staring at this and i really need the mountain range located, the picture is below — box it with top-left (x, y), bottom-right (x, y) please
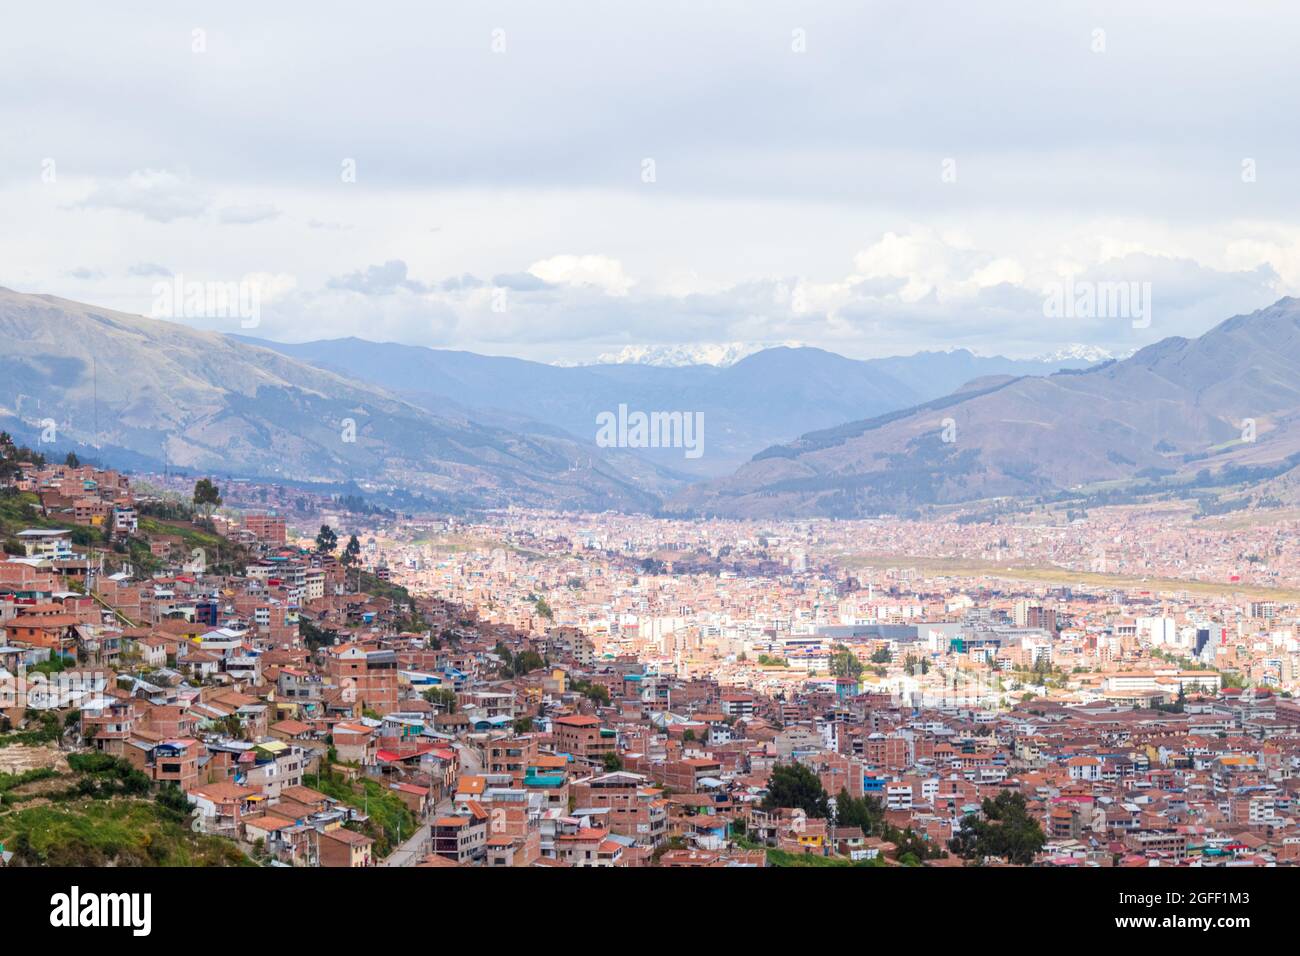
top-left (7, 286), bottom-right (1295, 521)
top-left (668, 298), bottom-right (1300, 517)
top-left (0, 288), bottom-right (669, 512)
top-left (0, 287), bottom-right (1076, 512)
top-left (587, 342), bottom-right (771, 367)
top-left (237, 335), bottom-right (1087, 477)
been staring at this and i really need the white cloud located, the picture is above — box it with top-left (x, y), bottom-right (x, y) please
top-left (2, 3), bottom-right (1299, 363)
top-left (326, 260), bottom-right (427, 295)
top-left (193, 231), bottom-right (1277, 365)
top-left (219, 204), bottom-right (282, 225)
top-left (76, 169), bottom-right (210, 222)
top-left (244, 272), bottom-right (298, 304)
top-left (968, 258), bottom-right (1026, 290)
top-left (851, 230), bottom-right (990, 303)
top-left (528, 255), bottom-right (633, 296)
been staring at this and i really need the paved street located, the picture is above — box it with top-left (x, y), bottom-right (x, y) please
top-left (382, 741), bottom-right (480, 867)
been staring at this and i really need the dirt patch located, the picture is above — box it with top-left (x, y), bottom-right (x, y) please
top-left (9, 774), bottom-right (70, 798)
top-left (0, 744), bottom-right (69, 776)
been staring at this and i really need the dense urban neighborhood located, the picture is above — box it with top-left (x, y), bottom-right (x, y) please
top-left (6, 2), bottom-right (1293, 941)
top-left (2, 436), bottom-right (1298, 870)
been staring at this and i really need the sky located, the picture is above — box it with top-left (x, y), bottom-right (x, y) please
top-left (2, 0), bottom-right (1299, 363)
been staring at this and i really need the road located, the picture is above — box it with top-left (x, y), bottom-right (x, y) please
top-left (382, 741), bottom-right (480, 867)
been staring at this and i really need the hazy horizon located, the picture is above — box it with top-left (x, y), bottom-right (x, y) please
top-left (3, 1), bottom-right (1299, 363)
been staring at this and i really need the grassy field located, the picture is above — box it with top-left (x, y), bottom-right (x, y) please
top-left (0, 798), bottom-right (251, 866)
top-left (410, 533), bottom-right (545, 561)
top-left (842, 552), bottom-right (1300, 600)
top-left (1, 491), bottom-right (248, 577)
top-left (765, 847), bottom-right (885, 867)
top-left (310, 769), bottom-right (416, 856)
top-left (0, 491), bottom-right (100, 551)
top-left (356, 571), bottom-right (416, 607)
top-left (412, 533), bottom-right (502, 552)
top-left (731, 835), bottom-right (884, 867)
top-left (0, 746), bottom-right (252, 866)
top-left (138, 515), bottom-right (225, 549)
top-left (137, 515), bottom-right (249, 570)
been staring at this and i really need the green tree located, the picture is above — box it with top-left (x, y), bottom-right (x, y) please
top-left (156, 783), bottom-right (193, 821)
top-left (949, 790), bottom-right (1045, 865)
top-left (342, 534), bottom-right (361, 566)
top-left (422, 686), bottom-right (457, 713)
top-left (834, 787), bottom-right (885, 834)
top-left (315, 524), bottom-right (338, 554)
top-left (0, 440), bottom-right (20, 484)
top-left (829, 645), bottom-right (864, 680)
top-left (762, 762), bottom-right (830, 818)
top-left (65, 451), bottom-right (81, 468)
top-left (602, 752), bottom-right (624, 773)
top-left (571, 679), bottom-right (610, 705)
top-left (192, 478), bottom-right (222, 520)
top-left (299, 618), bottom-right (334, 650)
top-left (531, 595), bottom-right (554, 620)
top-left (512, 650), bottom-right (545, 675)
top-left (888, 826), bottom-right (945, 864)
top-left (340, 533), bottom-right (362, 589)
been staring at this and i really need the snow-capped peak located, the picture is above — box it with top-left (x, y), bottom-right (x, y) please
top-left (589, 343), bottom-right (769, 368)
top-left (1034, 343), bottom-right (1115, 363)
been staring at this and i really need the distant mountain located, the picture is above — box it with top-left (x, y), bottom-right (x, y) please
top-left (1034, 343), bottom-right (1118, 364)
top-left (861, 349), bottom-right (1094, 400)
top-left (0, 288), bottom-right (1118, 515)
top-left (668, 298), bottom-right (1300, 518)
top-left (587, 342), bottom-right (777, 368)
top-left (0, 288), bottom-right (668, 512)
top-left (238, 338), bottom-right (914, 475)
top-left (238, 338), bottom-right (1090, 478)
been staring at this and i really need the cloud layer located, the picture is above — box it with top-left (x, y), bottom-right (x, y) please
top-left (1, 2), bottom-right (1299, 361)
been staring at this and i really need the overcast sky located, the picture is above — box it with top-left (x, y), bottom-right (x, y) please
top-left (2, 1), bottom-right (1298, 363)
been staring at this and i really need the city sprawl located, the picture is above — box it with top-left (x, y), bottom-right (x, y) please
top-left (4, 448), bottom-right (1300, 868)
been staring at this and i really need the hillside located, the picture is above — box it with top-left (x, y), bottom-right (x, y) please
top-left (0, 288), bottom-right (667, 513)
top-left (669, 298), bottom-right (1300, 518)
top-left (0, 750), bottom-right (250, 867)
top-left (238, 337), bottom-right (1088, 477)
